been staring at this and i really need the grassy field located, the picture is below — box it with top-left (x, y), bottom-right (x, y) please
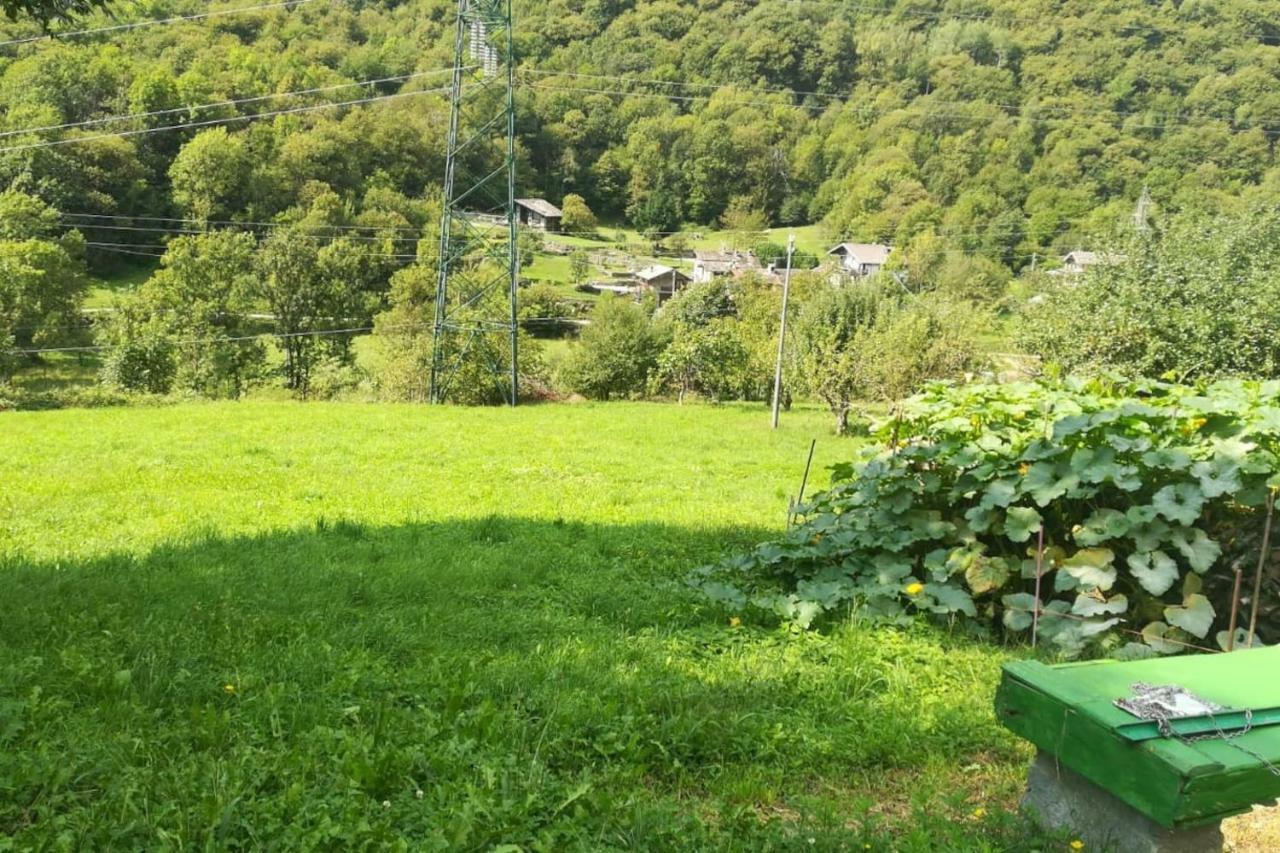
top-left (0, 401), bottom-right (1054, 849)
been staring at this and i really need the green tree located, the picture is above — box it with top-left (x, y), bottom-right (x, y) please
top-left (568, 250), bottom-right (589, 287)
top-left (254, 229), bottom-right (350, 396)
top-left (791, 282), bottom-right (889, 434)
top-left (558, 295), bottom-right (664, 400)
top-left (169, 128), bottom-right (251, 223)
top-left (653, 318), bottom-right (749, 403)
top-left (560, 193), bottom-right (597, 234)
top-left (0, 190), bottom-right (88, 354)
top-left (103, 232), bottom-right (263, 397)
top-left (2, 0), bottom-right (110, 24)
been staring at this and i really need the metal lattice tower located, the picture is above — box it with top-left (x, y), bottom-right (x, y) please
top-left (430, 0), bottom-right (518, 405)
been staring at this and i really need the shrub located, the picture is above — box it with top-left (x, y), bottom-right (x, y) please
top-left (557, 295), bottom-right (664, 400)
top-left (560, 194), bottom-right (597, 234)
top-left (792, 285), bottom-right (985, 433)
top-left (692, 377), bottom-right (1280, 656)
top-left (1019, 208), bottom-right (1280, 381)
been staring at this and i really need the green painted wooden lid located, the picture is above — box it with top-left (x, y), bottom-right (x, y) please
top-left (996, 645), bottom-right (1280, 827)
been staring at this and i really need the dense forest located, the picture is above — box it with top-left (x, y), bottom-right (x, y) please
top-left (2, 0), bottom-right (1280, 405)
top-left (0, 0), bottom-right (1277, 269)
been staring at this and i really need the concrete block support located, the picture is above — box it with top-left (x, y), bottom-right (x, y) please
top-left (1021, 751), bottom-right (1224, 853)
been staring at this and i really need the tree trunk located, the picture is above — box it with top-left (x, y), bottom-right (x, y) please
top-left (834, 404), bottom-right (851, 435)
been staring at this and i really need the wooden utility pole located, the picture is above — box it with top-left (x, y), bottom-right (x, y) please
top-left (770, 233), bottom-right (795, 430)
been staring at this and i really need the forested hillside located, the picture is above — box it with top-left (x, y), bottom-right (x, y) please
top-left (3, 0), bottom-right (1280, 406)
top-left (1, 0), bottom-right (1277, 275)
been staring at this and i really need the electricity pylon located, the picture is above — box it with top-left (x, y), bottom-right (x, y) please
top-left (430, 0), bottom-right (519, 405)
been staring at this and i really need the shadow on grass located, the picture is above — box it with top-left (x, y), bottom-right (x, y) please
top-left (0, 517), bottom-right (1035, 850)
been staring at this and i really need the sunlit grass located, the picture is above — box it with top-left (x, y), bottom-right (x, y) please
top-left (0, 401), bottom-right (1043, 848)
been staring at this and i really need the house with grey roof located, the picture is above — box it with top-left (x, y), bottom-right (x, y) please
top-left (515, 198), bottom-right (563, 231)
top-left (827, 242), bottom-right (892, 278)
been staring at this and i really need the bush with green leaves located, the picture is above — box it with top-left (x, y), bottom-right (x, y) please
top-left (692, 377), bottom-right (1280, 656)
top-left (1019, 208), bottom-right (1280, 381)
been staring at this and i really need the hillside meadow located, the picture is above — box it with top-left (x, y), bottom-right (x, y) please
top-left (0, 400), bottom-right (1061, 849)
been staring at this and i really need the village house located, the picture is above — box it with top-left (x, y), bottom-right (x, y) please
top-left (515, 198), bottom-right (563, 232)
top-left (827, 242), bottom-right (892, 277)
top-left (691, 250), bottom-right (753, 284)
top-left (633, 265), bottom-right (691, 302)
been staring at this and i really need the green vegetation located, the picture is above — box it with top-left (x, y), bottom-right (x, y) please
top-left (1, 401), bottom-right (1053, 849)
top-left (1020, 208), bottom-right (1280, 381)
top-left (696, 378), bottom-right (1280, 653)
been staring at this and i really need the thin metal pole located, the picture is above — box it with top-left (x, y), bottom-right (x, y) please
top-left (770, 233), bottom-right (795, 430)
top-left (1247, 489), bottom-right (1275, 647)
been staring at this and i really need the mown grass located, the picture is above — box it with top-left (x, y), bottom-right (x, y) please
top-left (0, 401), bottom-right (1046, 850)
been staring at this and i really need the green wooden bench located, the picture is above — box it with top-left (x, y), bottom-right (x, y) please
top-left (996, 646), bottom-right (1280, 848)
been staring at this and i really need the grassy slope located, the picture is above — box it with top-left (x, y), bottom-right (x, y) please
top-left (0, 402), bottom-right (1041, 850)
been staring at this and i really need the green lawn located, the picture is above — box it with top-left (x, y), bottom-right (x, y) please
top-left (0, 401), bottom-right (1046, 849)
top-left (84, 262), bottom-right (156, 309)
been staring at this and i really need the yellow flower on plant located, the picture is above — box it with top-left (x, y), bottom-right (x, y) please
top-left (1018, 462), bottom-right (1030, 476)
top-left (905, 582), bottom-right (924, 596)
top-left (971, 807), bottom-right (986, 818)
top-left (223, 683), bottom-right (237, 695)
top-left (1070, 841), bottom-right (1084, 851)
top-left (729, 616), bottom-right (742, 628)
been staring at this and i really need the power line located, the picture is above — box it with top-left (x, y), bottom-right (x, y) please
top-left (0, 0), bottom-right (322, 49)
top-left (0, 68), bottom-right (457, 139)
top-left (61, 211), bottom-right (426, 234)
top-left (0, 86), bottom-right (451, 154)
top-left (82, 239), bottom-right (423, 260)
top-left (63, 220), bottom-right (422, 243)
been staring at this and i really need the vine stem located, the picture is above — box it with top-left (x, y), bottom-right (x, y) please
top-left (1246, 489), bottom-right (1275, 648)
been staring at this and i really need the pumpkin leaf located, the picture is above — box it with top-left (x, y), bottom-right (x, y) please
top-left (1074, 508), bottom-right (1130, 546)
top-left (1125, 550), bottom-right (1179, 596)
top-left (1167, 528), bottom-right (1221, 573)
top-left (1061, 548), bottom-right (1116, 591)
top-left (1001, 592), bottom-right (1039, 631)
top-left (1164, 594), bottom-right (1215, 639)
top-left (1003, 506), bottom-right (1043, 543)
top-left (1072, 593), bottom-right (1128, 617)
top-left (965, 555), bottom-right (1011, 595)
top-left (1152, 483), bottom-right (1205, 525)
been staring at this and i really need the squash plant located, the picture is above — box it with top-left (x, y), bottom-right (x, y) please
top-left (693, 377), bottom-right (1280, 657)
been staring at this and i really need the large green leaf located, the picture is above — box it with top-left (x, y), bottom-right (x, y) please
top-left (1001, 592), bottom-right (1039, 630)
top-left (1125, 550), bottom-right (1179, 596)
top-left (1072, 593), bottom-right (1129, 617)
top-left (1061, 548), bottom-right (1117, 591)
top-left (1022, 461), bottom-right (1080, 506)
top-left (1167, 528), bottom-right (1221, 573)
top-left (1073, 508), bottom-right (1130, 546)
top-left (1163, 594), bottom-right (1215, 639)
top-left (1141, 621), bottom-right (1184, 655)
top-left (965, 555), bottom-right (1012, 595)
top-left (1152, 483), bottom-right (1206, 525)
top-left (1003, 506), bottom-right (1043, 543)
top-left (924, 583), bottom-right (977, 617)
top-left (1190, 458), bottom-right (1241, 498)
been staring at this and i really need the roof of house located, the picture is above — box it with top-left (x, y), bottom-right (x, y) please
top-left (634, 264), bottom-right (690, 282)
top-left (828, 242), bottom-right (892, 265)
top-left (516, 198), bottom-right (563, 218)
top-left (1063, 250), bottom-right (1098, 266)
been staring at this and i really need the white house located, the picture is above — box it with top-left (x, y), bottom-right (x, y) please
top-left (827, 242), bottom-right (892, 277)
